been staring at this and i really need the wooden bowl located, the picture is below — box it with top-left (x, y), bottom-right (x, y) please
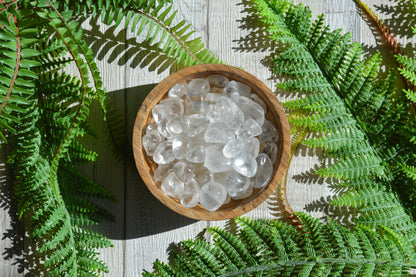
top-left (132, 64), bottom-right (290, 220)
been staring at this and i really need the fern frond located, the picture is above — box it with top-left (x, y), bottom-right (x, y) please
top-left (148, 214), bottom-right (416, 276)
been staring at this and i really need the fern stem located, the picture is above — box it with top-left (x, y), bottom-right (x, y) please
top-left (136, 9), bottom-right (200, 63)
top-left (0, 0), bottom-right (19, 14)
top-left (0, 13), bottom-right (20, 116)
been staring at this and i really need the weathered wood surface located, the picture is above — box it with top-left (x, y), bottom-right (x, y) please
top-left (0, 0), bottom-right (411, 276)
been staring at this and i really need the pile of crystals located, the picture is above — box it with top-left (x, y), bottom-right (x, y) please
top-left (142, 75), bottom-right (279, 212)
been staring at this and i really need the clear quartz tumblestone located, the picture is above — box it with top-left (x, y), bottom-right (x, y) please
top-left (223, 138), bottom-right (245, 159)
top-left (161, 172), bottom-right (184, 198)
top-left (232, 154), bottom-right (258, 177)
top-left (153, 140), bottom-right (175, 164)
top-left (251, 93), bottom-right (267, 112)
top-left (180, 178), bottom-right (200, 208)
top-left (154, 162), bottom-right (174, 183)
top-left (262, 142), bottom-right (278, 164)
top-left (169, 83), bottom-right (189, 99)
top-left (172, 160), bottom-right (194, 183)
top-left (146, 121), bottom-right (158, 133)
top-left (152, 103), bottom-right (173, 124)
top-left (199, 181), bottom-right (227, 211)
top-left (253, 153), bottom-right (273, 188)
top-left (259, 120), bottom-right (279, 144)
top-left (188, 78), bottom-right (210, 95)
top-left (243, 137), bottom-right (260, 158)
top-left (187, 90), bottom-right (207, 113)
top-left (160, 97), bottom-right (184, 115)
top-left (166, 115), bottom-right (188, 136)
top-left (207, 75), bottom-right (229, 88)
top-left (186, 145), bottom-right (205, 163)
top-left (225, 170), bottom-right (251, 198)
top-left (239, 96), bottom-right (265, 127)
top-left (186, 114), bottom-right (210, 137)
top-left (211, 96), bottom-right (244, 129)
top-left (172, 134), bottom-right (190, 160)
top-left (204, 144), bottom-right (232, 173)
top-left (142, 130), bottom-right (163, 156)
top-left (232, 185), bottom-right (253, 200)
top-left (204, 121), bottom-right (235, 144)
top-left (223, 80), bottom-right (251, 98)
top-left (193, 164), bottom-right (213, 187)
top-left (237, 118), bottom-right (262, 138)
top-left (156, 117), bottom-right (171, 138)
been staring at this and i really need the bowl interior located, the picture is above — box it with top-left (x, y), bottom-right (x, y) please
top-left (132, 64), bottom-right (290, 220)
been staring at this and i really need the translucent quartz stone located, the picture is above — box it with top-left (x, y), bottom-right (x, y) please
top-left (154, 162), bottom-right (174, 183)
top-left (224, 194), bottom-right (231, 204)
top-left (184, 100), bottom-right (198, 115)
top-left (204, 144), bottom-right (232, 173)
top-left (166, 115), bottom-right (188, 136)
top-left (213, 172), bottom-right (228, 185)
top-left (186, 114), bottom-right (210, 137)
top-left (193, 164), bottom-right (213, 187)
top-left (239, 96), bottom-right (265, 127)
top-left (232, 154), bottom-right (258, 177)
top-left (187, 90), bottom-right (207, 113)
top-left (206, 92), bottom-right (221, 104)
top-left (223, 138), bottom-right (245, 158)
top-left (142, 130), bottom-right (163, 156)
top-left (230, 92), bottom-right (240, 104)
top-left (186, 145), bottom-right (205, 163)
top-left (204, 121), bottom-right (235, 144)
top-left (207, 75), bottom-right (229, 88)
top-left (199, 181), bottom-right (227, 211)
top-left (152, 103), bottom-right (173, 124)
top-left (180, 178), bottom-right (200, 208)
top-left (160, 97), bottom-right (184, 115)
top-left (262, 142), bottom-right (278, 164)
top-left (172, 134), bottom-right (190, 160)
top-left (232, 185), bottom-right (253, 200)
top-left (243, 137), bottom-right (260, 157)
top-left (223, 80), bottom-right (251, 98)
top-left (153, 140), bottom-right (175, 164)
top-left (168, 82), bottom-right (189, 99)
top-left (225, 170), bottom-right (251, 198)
top-left (258, 120), bottom-right (279, 144)
top-left (173, 160), bottom-right (194, 183)
top-left (161, 172), bottom-right (184, 198)
top-left (253, 153), bottom-right (273, 188)
top-left (188, 78), bottom-right (210, 95)
top-left (209, 87), bottom-right (223, 95)
top-left (146, 121), bottom-right (158, 133)
top-left (237, 118), bottom-right (262, 138)
top-left (251, 93), bottom-right (267, 113)
top-left (210, 96), bottom-right (244, 130)
top-left (156, 117), bottom-right (170, 138)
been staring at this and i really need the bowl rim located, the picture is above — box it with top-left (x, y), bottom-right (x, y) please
top-left (132, 63), bottom-right (291, 221)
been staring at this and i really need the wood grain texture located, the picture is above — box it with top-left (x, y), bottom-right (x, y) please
top-left (0, 1), bottom-right (408, 276)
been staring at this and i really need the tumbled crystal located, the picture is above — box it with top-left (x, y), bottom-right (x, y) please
top-left (209, 87), bottom-right (223, 95)
top-left (210, 96), bottom-right (244, 129)
top-left (232, 154), bottom-right (258, 177)
top-left (207, 75), bottom-right (229, 88)
top-left (232, 185), bottom-right (253, 200)
top-left (186, 114), bottom-right (210, 137)
top-left (184, 100), bottom-right (198, 115)
top-left (169, 83), bottom-right (189, 99)
top-left (223, 138), bottom-right (245, 158)
top-left (186, 145), bottom-right (205, 163)
top-left (193, 164), bottom-right (213, 187)
top-left (152, 103), bottom-right (173, 124)
top-left (262, 142), bottom-right (278, 164)
top-left (172, 134), bottom-right (190, 160)
top-left (225, 170), bottom-right (251, 198)
top-left (204, 121), bottom-right (235, 144)
top-left (244, 137), bottom-right (260, 157)
top-left (239, 96), bottom-right (265, 127)
top-left (154, 162), bottom-right (174, 183)
top-left (160, 97), bottom-right (184, 115)
top-left (180, 178), bottom-right (200, 208)
top-left (166, 115), bottom-right (187, 136)
top-left (206, 92), bottom-right (221, 104)
top-left (224, 194), bottom-right (231, 204)
top-left (146, 121), bottom-right (158, 133)
top-left (258, 120), bottom-right (279, 144)
top-left (223, 80), bottom-right (251, 98)
top-left (237, 118), bottom-right (262, 138)
top-left (156, 118), bottom-right (170, 138)
top-left (173, 160), bottom-right (194, 183)
top-left (142, 130), bottom-right (163, 156)
top-left (204, 144), bottom-right (232, 173)
top-left (188, 78), bottom-right (210, 95)
top-left (253, 153), bottom-right (273, 188)
top-left (251, 93), bottom-right (267, 112)
top-left (153, 140), bottom-right (175, 164)
top-left (161, 172), bottom-right (184, 198)
top-left (199, 181), bottom-right (227, 211)
top-left (187, 90), bottom-right (207, 113)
